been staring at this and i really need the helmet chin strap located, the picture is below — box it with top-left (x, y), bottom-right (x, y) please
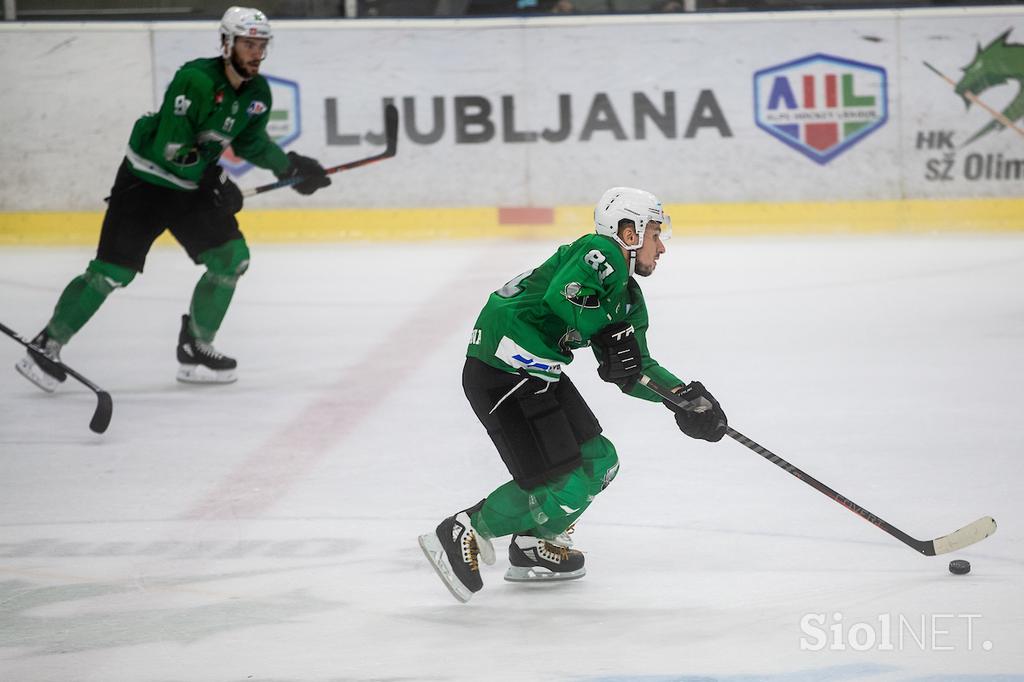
top-left (612, 230), bottom-right (641, 277)
top-left (612, 235), bottom-right (639, 277)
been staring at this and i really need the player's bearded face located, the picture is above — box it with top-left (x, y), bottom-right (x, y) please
top-left (634, 224), bottom-right (665, 277)
top-left (230, 37), bottom-right (268, 79)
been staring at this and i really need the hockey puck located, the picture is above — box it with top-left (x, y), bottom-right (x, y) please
top-left (948, 559), bottom-right (971, 575)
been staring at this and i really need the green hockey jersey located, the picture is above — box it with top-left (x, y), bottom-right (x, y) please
top-left (467, 233), bottom-right (683, 403)
top-left (125, 57), bottom-right (290, 190)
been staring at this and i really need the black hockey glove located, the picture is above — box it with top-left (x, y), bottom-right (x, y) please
top-left (277, 152), bottom-right (331, 195)
top-left (199, 164), bottom-right (243, 214)
top-left (201, 162), bottom-right (245, 212)
top-left (593, 322), bottom-right (642, 388)
top-left (664, 381), bottom-right (728, 443)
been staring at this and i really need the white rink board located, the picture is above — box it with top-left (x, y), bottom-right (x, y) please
top-left (899, 13), bottom-right (1024, 199)
top-left (0, 27), bottom-right (155, 211)
top-left (1, 8), bottom-right (1023, 211)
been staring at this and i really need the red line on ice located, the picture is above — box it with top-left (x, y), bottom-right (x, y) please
top-left (182, 260), bottom-right (492, 520)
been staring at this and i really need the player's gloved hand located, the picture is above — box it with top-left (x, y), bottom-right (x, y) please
top-left (593, 322), bottom-right (642, 388)
top-left (199, 164), bottom-right (243, 214)
top-left (277, 152), bottom-right (331, 195)
top-left (664, 381), bottom-right (728, 442)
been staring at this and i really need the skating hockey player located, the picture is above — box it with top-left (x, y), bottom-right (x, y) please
top-left (419, 187), bottom-right (729, 602)
top-left (15, 6), bottom-right (330, 389)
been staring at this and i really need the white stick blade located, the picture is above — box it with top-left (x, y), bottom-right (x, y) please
top-left (931, 516), bottom-right (997, 555)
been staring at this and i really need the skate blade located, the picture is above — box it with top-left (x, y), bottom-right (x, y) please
top-left (15, 357), bottom-right (60, 393)
top-left (176, 364), bottom-right (237, 384)
top-left (418, 533), bottom-right (474, 603)
top-left (504, 565), bottom-right (586, 583)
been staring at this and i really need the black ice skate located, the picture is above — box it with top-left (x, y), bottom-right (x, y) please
top-left (504, 534), bottom-right (586, 582)
top-left (418, 500), bottom-right (495, 603)
top-left (176, 314), bottom-right (237, 384)
top-left (14, 330), bottom-right (67, 393)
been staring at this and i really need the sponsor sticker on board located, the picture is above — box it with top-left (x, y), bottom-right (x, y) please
top-left (754, 54), bottom-right (888, 165)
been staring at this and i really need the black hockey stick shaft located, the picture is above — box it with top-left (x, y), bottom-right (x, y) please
top-left (242, 103), bottom-right (399, 198)
top-left (639, 374), bottom-right (995, 556)
top-left (0, 321), bottom-right (113, 434)
top-left (723, 427), bottom-right (931, 553)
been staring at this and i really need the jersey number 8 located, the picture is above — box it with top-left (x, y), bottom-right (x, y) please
top-left (173, 95), bottom-right (192, 117)
top-left (584, 249), bottom-right (614, 282)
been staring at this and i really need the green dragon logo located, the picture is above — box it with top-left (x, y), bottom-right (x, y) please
top-left (954, 29), bottom-right (1024, 146)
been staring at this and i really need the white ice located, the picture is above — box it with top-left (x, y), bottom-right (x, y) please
top-left (1, 234), bottom-right (1022, 682)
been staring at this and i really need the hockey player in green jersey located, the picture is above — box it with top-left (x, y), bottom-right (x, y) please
top-left (419, 187), bottom-right (729, 602)
top-left (15, 6), bottom-right (330, 390)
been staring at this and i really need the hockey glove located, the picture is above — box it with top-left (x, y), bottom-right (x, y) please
top-left (199, 164), bottom-right (243, 214)
top-left (664, 381), bottom-right (728, 443)
top-left (593, 322), bottom-right (642, 388)
top-left (277, 152), bottom-right (331, 196)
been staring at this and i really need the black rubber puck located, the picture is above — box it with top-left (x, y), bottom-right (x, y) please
top-left (949, 559), bottom-right (971, 575)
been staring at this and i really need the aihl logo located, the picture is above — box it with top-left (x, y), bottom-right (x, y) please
top-left (754, 54), bottom-right (888, 165)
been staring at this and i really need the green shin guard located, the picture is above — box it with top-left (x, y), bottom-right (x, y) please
top-left (580, 435), bottom-right (620, 496)
top-left (472, 479), bottom-right (559, 539)
top-left (471, 435), bottom-right (620, 540)
top-left (189, 239), bottom-right (250, 343)
top-left (46, 260), bottom-right (136, 344)
top-left (189, 273), bottom-right (236, 343)
top-left (533, 435), bottom-right (620, 538)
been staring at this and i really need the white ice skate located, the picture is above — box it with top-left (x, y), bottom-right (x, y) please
top-left (14, 331), bottom-right (67, 393)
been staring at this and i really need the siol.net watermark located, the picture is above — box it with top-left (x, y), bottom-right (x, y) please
top-left (800, 612), bottom-right (993, 652)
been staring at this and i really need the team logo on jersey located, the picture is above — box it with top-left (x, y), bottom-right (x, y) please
top-left (221, 74), bottom-right (301, 177)
top-left (558, 329), bottom-right (583, 352)
top-left (562, 282), bottom-right (599, 308)
top-left (754, 54), bottom-right (888, 165)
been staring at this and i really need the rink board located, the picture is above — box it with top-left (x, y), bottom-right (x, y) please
top-left (2, 8), bottom-right (1024, 214)
top-left (0, 197), bottom-right (1022, 245)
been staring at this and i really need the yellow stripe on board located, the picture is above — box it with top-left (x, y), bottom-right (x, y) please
top-left (1, 198), bottom-right (1021, 246)
top-left (676, 198), bottom-right (1024, 236)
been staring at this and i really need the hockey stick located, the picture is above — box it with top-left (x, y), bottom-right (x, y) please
top-left (242, 103), bottom-right (399, 198)
top-left (0, 321), bottom-right (113, 434)
top-left (639, 374), bottom-right (997, 557)
top-left (922, 61), bottom-right (1024, 140)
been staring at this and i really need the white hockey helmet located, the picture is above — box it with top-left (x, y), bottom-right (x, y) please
top-left (595, 186), bottom-right (667, 245)
top-left (219, 6), bottom-right (272, 56)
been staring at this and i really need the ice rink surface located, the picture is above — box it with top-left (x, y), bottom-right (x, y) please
top-left (1, 234), bottom-right (1022, 682)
